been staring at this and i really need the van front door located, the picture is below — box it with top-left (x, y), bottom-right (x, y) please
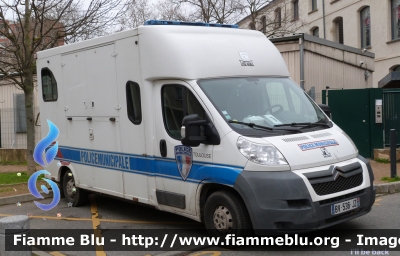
top-left (154, 81), bottom-right (214, 216)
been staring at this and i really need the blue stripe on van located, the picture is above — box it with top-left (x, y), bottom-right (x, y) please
top-left (56, 146), bottom-right (242, 186)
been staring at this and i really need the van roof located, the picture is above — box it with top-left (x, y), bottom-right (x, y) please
top-left (37, 25), bottom-right (290, 80)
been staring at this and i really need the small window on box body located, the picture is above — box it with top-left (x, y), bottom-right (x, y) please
top-left (41, 68), bottom-right (58, 102)
top-left (126, 81), bottom-right (142, 125)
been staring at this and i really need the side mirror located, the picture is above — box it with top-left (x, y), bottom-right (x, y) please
top-left (181, 114), bottom-right (220, 147)
top-left (318, 104), bottom-right (332, 119)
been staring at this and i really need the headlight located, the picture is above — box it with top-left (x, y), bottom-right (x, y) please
top-left (236, 137), bottom-right (288, 165)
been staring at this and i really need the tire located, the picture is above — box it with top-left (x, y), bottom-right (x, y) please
top-left (63, 170), bottom-right (88, 207)
top-left (204, 190), bottom-right (253, 239)
top-left (59, 182), bottom-right (65, 199)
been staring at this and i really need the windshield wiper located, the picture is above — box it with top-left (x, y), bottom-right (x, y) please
top-left (274, 122), bottom-right (312, 127)
top-left (228, 120), bottom-right (274, 131)
top-left (274, 122), bottom-right (331, 130)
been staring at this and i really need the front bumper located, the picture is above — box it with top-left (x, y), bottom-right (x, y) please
top-left (233, 156), bottom-right (375, 234)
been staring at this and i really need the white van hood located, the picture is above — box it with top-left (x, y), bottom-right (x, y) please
top-left (262, 127), bottom-right (358, 171)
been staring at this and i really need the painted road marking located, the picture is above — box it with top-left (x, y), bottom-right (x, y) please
top-left (49, 252), bottom-right (66, 256)
top-left (374, 197), bottom-right (382, 206)
top-left (90, 194), bottom-right (106, 256)
top-left (0, 213), bottom-right (195, 225)
top-left (190, 251), bottom-right (222, 256)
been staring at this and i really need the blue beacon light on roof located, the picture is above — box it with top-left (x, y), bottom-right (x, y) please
top-left (144, 20), bottom-right (238, 29)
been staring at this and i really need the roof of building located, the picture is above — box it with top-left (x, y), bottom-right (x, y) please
top-left (378, 72), bottom-right (400, 89)
top-left (269, 33), bottom-right (375, 58)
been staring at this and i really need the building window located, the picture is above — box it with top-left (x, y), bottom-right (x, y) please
top-left (275, 8), bottom-right (281, 28)
top-left (14, 94), bottom-right (26, 133)
top-left (126, 81), bottom-right (142, 125)
top-left (293, 0), bottom-right (299, 20)
top-left (360, 7), bottom-right (371, 48)
top-left (311, 0), bottom-right (318, 11)
top-left (41, 68), bottom-right (58, 102)
top-left (334, 17), bottom-right (344, 44)
top-left (394, 65), bottom-right (400, 71)
top-left (312, 27), bottom-right (319, 37)
top-left (392, 0), bottom-right (400, 40)
top-left (249, 22), bottom-right (255, 30)
top-left (261, 16), bottom-right (266, 33)
top-left (162, 85), bottom-right (206, 140)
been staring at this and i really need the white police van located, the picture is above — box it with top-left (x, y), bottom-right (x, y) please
top-left (36, 20), bottom-right (375, 235)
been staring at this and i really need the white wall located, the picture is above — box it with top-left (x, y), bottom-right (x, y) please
top-left (238, 0), bottom-right (400, 88)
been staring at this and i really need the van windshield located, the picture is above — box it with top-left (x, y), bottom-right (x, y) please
top-left (197, 77), bottom-right (330, 137)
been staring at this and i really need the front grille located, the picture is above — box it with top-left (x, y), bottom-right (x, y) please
top-left (312, 173), bottom-right (363, 196)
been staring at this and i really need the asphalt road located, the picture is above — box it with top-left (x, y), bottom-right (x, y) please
top-left (0, 193), bottom-right (399, 256)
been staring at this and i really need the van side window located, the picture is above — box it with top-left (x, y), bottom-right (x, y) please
top-left (41, 68), bottom-right (58, 102)
top-left (162, 85), bottom-right (206, 139)
top-left (126, 81), bottom-right (142, 125)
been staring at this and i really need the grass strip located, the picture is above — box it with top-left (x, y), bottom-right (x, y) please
top-left (0, 172), bottom-right (44, 185)
top-left (381, 176), bottom-right (400, 182)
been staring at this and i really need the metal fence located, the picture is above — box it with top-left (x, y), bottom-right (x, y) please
top-left (0, 107), bottom-right (41, 149)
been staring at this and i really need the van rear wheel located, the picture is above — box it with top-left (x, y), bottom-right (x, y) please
top-left (63, 170), bottom-right (88, 207)
top-left (204, 190), bottom-right (252, 239)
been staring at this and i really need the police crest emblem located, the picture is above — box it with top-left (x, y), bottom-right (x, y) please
top-left (174, 145), bottom-right (193, 181)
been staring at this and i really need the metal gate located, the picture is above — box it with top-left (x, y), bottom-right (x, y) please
top-left (383, 90), bottom-right (400, 146)
top-left (323, 88), bottom-right (384, 158)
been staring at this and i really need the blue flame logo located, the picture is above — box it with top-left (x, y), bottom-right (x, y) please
top-left (29, 120), bottom-right (61, 211)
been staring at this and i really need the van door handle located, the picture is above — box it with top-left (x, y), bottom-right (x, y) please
top-left (160, 140), bottom-right (167, 157)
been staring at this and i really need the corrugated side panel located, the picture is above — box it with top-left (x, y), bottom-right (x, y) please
top-left (281, 51), bottom-right (301, 85)
top-left (304, 51), bottom-right (371, 104)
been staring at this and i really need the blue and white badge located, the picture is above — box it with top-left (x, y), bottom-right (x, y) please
top-left (174, 145), bottom-right (193, 181)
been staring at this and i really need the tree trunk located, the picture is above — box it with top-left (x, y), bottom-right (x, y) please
top-left (24, 0), bottom-right (36, 176)
top-left (24, 76), bottom-right (36, 175)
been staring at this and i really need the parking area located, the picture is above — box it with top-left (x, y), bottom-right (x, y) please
top-left (0, 192), bottom-right (399, 256)
top-left (0, 194), bottom-right (205, 256)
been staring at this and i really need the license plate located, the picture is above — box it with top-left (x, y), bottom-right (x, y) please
top-left (331, 197), bottom-right (360, 215)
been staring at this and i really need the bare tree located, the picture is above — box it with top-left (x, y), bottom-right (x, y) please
top-left (0, 0), bottom-right (123, 175)
top-left (156, 1), bottom-right (194, 22)
top-left (242, 0), bottom-right (303, 37)
top-left (176, 0), bottom-right (244, 23)
top-left (119, 0), bottom-right (156, 30)
top-left (119, 0), bottom-right (193, 30)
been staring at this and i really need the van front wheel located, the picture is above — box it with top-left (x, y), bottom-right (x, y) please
top-left (204, 190), bottom-right (252, 238)
top-left (63, 170), bottom-right (88, 207)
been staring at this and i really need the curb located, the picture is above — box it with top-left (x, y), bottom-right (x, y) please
top-left (0, 192), bottom-right (53, 206)
top-left (374, 181), bottom-right (400, 194)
